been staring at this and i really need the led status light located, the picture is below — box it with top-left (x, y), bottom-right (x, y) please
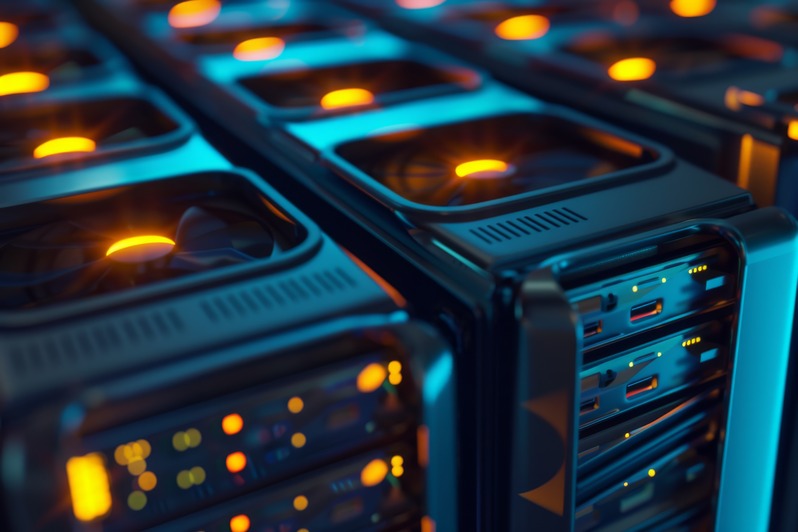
top-left (0, 71), bottom-right (49, 97)
top-left (0, 21), bottom-right (19, 48)
top-left (177, 466), bottom-right (206, 489)
top-left (168, 0), bottom-right (221, 29)
top-left (291, 432), bottom-right (307, 448)
top-left (788, 121), bottom-right (798, 141)
top-left (682, 336), bottom-right (702, 347)
top-left (293, 495), bottom-right (309, 511)
top-left (230, 514), bottom-right (251, 532)
top-left (388, 360), bottom-right (403, 385)
top-left (360, 458), bottom-right (389, 487)
top-left (233, 37), bottom-right (285, 61)
top-left (495, 15), bottom-right (550, 41)
top-left (608, 57), bottom-right (656, 81)
top-left (33, 136), bottom-right (96, 159)
top-left (357, 363), bottom-right (387, 393)
top-left (226, 451), bottom-right (248, 473)
top-left (222, 413), bottom-right (244, 435)
top-left (287, 396), bottom-right (304, 414)
top-left (670, 0), bottom-right (716, 18)
top-left (127, 490), bottom-right (147, 511)
top-left (648, 468), bottom-right (657, 478)
top-left (172, 428), bottom-right (202, 451)
top-left (66, 453), bottom-right (112, 522)
top-left (320, 88), bottom-right (375, 110)
top-left (391, 455), bottom-right (405, 477)
top-left (689, 265), bottom-right (708, 274)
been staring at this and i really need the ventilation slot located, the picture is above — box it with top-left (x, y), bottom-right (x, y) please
top-left (6, 309), bottom-right (185, 378)
top-left (469, 207), bottom-right (588, 244)
top-left (201, 268), bottom-right (359, 323)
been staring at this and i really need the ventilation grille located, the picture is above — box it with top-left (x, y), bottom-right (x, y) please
top-left (469, 207), bottom-right (588, 244)
top-left (8, 309), bottom-right (185, 378)
top-left (200, 267), bottom-right (358, 323)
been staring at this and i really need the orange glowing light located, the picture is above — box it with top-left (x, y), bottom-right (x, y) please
top-left (33, 136), bottom-right (96, 159)
top-left (66, 453), bottom-right (112, 522)
top-left (455, 159), bottom-right (511, 178)
top-left (670, 0), bottom-right (716, 18)
top-left (607, 57), bottom-right (656, 81)
top-left (396, 0), bottom-right (445, 8)
top-left (357, 363), bottom-right (387, 393)
top-left (360, 458), bottom-right (389, 487)
top-left (495, 15), bottom-right (550, 41)
top-left (138, 471), bottom-right (158, 491)
top-left (229, 514), bottom-right (251, 532)
top-left (168, 0), bottom-right (221, 29)
top-left (287, 396), bottom-right (304, 414)
top-left (226, 452), bottom-right (247, 474)
top-left (222, 413), bottom-right (244, 435)
top-left (789, 121), bottom-right (798, 141)
top-left (233, 37), bottom-right (285, 61)
top-left (105, 235), bottom-right (176, 263)
top-left (0, 22), bottom-right (19, 49)
top-left (320, 88), bottom-right (374, 110)
top-left (293, 495), bottom-right (309, 511)
top-left (0, 71), bottom-right (50, 96)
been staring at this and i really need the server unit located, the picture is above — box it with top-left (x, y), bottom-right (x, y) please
top-left (71, 1), bottom-right (798, 531)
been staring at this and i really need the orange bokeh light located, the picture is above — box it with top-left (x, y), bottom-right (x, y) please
top-left (233, 37), bottom-right (285, 61)
top-left (607, 57), bottom-right (656, 81)
top-left (495, 15), bottom-right (550, 41)
top-left (226, 452), bottom-right (247, 474)
top-left (222, 413), bottom-right (244, 435)
top-left (168, 0), bottom-right (221, 29)
top-left (320, 88), bottom-right (375, 110)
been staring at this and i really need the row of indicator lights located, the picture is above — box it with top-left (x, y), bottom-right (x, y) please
top-left (623, 468), bottom-right (657, 488)
top-left (682, 336), bottom-right (702, 347)
top-left (631, 278), bottom-right (667, 292)
top-left (357, 361), bottom-right (404, 393)
top-left (226, 455), bottom-right (404, 532)
top-left (628, 352), bottom-right (662, 368)
top-left (689, 265), bottom-right (709, 274)
top-left (114, 440), bottom-right (158, 511)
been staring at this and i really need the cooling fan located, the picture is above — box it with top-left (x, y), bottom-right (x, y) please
top-left (0, 95), bottom-right (183, 172)
top-left (0, 174), bottom-right (304, 310)
top-left (334, 113), bottom-right (654, 207)
top-left (237, 59), bottom-right (478, 117)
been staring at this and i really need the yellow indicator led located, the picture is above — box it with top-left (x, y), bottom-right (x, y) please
top-left (495, 15), bottom-right (550, 41)
top-left (608, 57), bottom-right (656, 82)
top-left (689, 265), bottom-right (708, 274)
top-left (661, 277), bottom-right (667, 283)
top-left (455, 159), bottom-right (510, 179)
top-left (222, 413), bottom-right (244, 435)
top-left (233, 37), bottom-right (285, 61)
top-left (127, 459), bottom-right (147, 476)
top-left (0, 21), bottom-right (19, 48)
top-left (168, 0), bottom-right (220, 29)
top-left (624, 432), bottom-right (631, 439)
top-left (320, 88), bottom-right (375, 110)
top-left (682, 336), bottom-right (702, 347)
top-left (657, 352), bottom-right (662, 357)
top-left (624, 481), bottom-right (629, 487)
top-left (648, 468), bottom-right (657, 478)
top-left (670, 0), bottom-right (716, 18)
top-left (391, 455), bottom-right (404, 467)
top-left (127, 490), bottom-right (147, 511)
top-left (632, 285), bottom-right (639, 293)
top-left (230, 514), bottom-right (251, 532)
top-left (106, 235), bottom-right (176, 262)
top-left (293, 495), bottom-right (309, 511)
top-left (391, 456), bottom-right (405, 476)
top-left (172, 428), bottom-right (202, 451)
top-left (66, 453), bottom-right (112, 522)
top-left (388, 359), bottom-right (403, 385)
top-left (628, 361), bottom-right (634, 368)
top-left (226, 451), bottom-right (247, 473)
top-left (788, 121), bottom-right (798, 141)
top-left (0, 71), bottom-right (49, 97)
top-left (360, 458), bottom-right (389, 487)
top-left (287, 396), bottom-right (304, 414)
top-left (114, 440), bottom-right (151, 465)
top-left (357, 362), bottom-right (387, 393)
top-left (138, 471), bottom-right (157, 491)
top-left (33, 136), bottom-right (96, 159)
top-left (177, 466), bottom-right (206, 488)
top-left (291, 432), bottom-right (307, 448)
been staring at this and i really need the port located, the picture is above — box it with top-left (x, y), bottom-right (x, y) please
top-left (584, 320), bottom-right (603, 338)
top-left (581, 397), bottom-right (599, 415)
top-left (630, 299), bottom-right (663, 322)
top-left (626, 376), bottom-right (659, 399)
